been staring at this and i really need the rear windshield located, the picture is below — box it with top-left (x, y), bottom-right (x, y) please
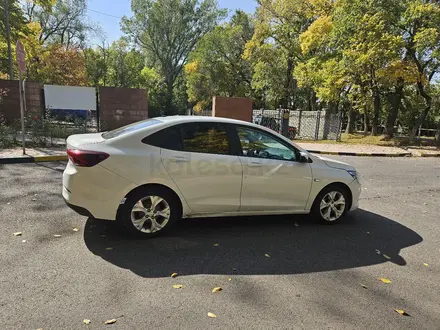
top-left (102, 119), bottom-right (162, 139)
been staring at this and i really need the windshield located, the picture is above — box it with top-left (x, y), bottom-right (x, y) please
top-left (102, 119), bottom-right (162, 139)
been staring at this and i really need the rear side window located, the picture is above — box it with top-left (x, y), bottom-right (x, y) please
top-left (102, 119), bottom-right (162, 139)
top-left (181, 123), bottom-right (230, 155)
top-left (142, 126), bottom-right (182, 151)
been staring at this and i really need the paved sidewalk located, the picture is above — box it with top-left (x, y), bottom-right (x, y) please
top-left (0, 147), bottom-right (65, 158)
top-left (297, 142), bottom-right (413, 157)
top-left (1, 142), bottom-right (439, 162)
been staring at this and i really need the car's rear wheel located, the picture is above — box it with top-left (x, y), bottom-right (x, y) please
top-left (312, 185), bottom-right (349, 224)
top-left (117, 187), bottom-right (181, 237)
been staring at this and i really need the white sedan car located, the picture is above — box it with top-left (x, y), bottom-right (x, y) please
top-left (63, 116), bottom-right (361, 237)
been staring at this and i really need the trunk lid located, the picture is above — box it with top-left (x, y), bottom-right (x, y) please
top-left (66, 133), bottom-right (105, 150)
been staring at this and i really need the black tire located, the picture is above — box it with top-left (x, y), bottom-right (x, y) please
top-left (311, 185), bottom-right (349, 225)
top-left (116, 186), bottom-right (182, 238)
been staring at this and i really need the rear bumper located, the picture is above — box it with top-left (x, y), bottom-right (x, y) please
top-left (62, 161), bottom-right (136, 220)
top-left (64, 198), bottom-right (93, 217)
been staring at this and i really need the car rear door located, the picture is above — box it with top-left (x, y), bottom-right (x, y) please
top-left (232, 125), bottom-right (313, 212)
top-left (159, 122), bottom-right (243, 214)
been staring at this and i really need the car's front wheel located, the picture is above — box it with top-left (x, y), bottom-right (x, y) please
top-left (117, 187), bottom-right (181, 237)
top-left (312, 185), bottom-right (349, 224)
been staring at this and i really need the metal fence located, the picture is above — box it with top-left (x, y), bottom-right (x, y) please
top-left (191, 109), bottom-right (342, 140)
top-left (253, 109), bottom-right (342, 140)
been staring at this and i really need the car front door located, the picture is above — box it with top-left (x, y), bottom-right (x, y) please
top-left (233, 125), bottom-right (313, 212)
top-left (160, 122), bottom-right (243, 214)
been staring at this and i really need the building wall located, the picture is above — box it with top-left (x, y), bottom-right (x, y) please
top-left (0, 80), bottom-right (42, 123)
top-left (99, 87), bottom-right (148, 130)
top-left (212, 96), bottom-right (253, 122)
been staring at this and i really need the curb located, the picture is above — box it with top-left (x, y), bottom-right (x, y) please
top-left (420, 153), bottom-right (440, 157)
top-left (306, 150), bottom-right (412, 157)
top-left (0, 155), bottom-right (68, 165)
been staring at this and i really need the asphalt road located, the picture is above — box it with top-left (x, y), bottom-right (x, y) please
top-left (0, 157), bottom-right (439, 330)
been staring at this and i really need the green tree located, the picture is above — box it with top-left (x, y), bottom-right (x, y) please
top-left (244, 0), bottom-right (316, 109)
top-left (0, 0), bottom-right (27, 77)
top-left (84, 44), bottom-right (110, 88)
top-left (107, 39), bottom-right (145, 88)
top-left (122, 0), bottom-right (227, 115)
top-left (185, 10), bottom-right (254, 111)
top-left (400, 0), bottom-right (440, 141)
top-left (25, 0), bottom-right (93, 48)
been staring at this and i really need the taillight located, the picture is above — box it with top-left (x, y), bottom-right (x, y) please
top-left (67, 149), bottom-right (109, 167)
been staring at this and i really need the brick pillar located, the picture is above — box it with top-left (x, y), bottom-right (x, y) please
top-left (212, 96), bottom-right (252, 122)
top-left (99, 87), bottom-right (148, 130)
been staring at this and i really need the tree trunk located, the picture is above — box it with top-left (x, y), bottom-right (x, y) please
top-left (371, 88), bottom-right (381, 136)
top-left (363, 108), bottom-right (369, 135)
top-left (384, 82), bottom-right (404, 139)
top-left (409, 81), bottom-right (433, 142)
top-left (307, 89), bottom-right (312, 112)
top-left (435, 121), bottom-right (440, 146)
top-left (282, 57), bottom-right (294, 109)
top-left (311, 90), bottom-right (317, 111)
top-left (345, 106), bottom-right (356, 134)
top-left (164, 80), bottom-right (174, 115)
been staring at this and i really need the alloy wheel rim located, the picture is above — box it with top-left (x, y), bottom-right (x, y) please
top-left (320, 191), bottom-right (346, 222)
top-left (130, 196), bottom-right (171, 233)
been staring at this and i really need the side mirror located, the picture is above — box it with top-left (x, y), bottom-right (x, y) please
top-left (299, 151), bottom-right (312, 163)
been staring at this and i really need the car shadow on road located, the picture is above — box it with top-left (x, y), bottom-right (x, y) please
top-left (84, 209), bottom-right (422, 278)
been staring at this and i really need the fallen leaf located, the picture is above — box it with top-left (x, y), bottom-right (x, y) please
top-left (104, 319), bottom-right (117, 324)
top-left (72, 227), bottom-right (79, 232)
top-left (375, 249), bottom-right (381, 255)
top-left (294, 222), bottom-right (299, 227)
top-left (213, 243), bottom-right (220, 247)
top-left (171, 273), bottom-right (178, 278)
top-left (83, 319), bottom-right (91, 325)
top-left (22, 240), bottom-right (26, 243)
top-left (13, 232), bottom-right (23, 237)
top-left (361, 284), bottom-right (368, 289)
top-left (394, 308), bottom-right (410, 316)
top-left (105, 247), bottom-right (113, 251)
top-left (366, 232), bottom-right (370, 234)
top-left (423, 263), bottom-right (429, 267)
top-left (212, 287), bottom-right (222, 293)
top-left (172, 284), bottom-right (184, 289)
top-left (53, 234), bottom-right (61, 238)
top-left (383, 254), bottom-right (392, 260)
top-left (379, 278), bottom-right (392, 284)
top-left (265, 253), bottom-right (270, 258)
top-left (207, 312), bottom-right (217, 318)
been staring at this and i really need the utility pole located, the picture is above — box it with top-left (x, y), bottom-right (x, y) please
top-left (4, 0), bottom-right (14, 80)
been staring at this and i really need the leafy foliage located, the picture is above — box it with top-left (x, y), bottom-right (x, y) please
top-left (1, 0), bottom-right (440, 141)
top-left (185, 10), bottom-right (254, 111)
top-left (122, 0), bottom-right (227, 114)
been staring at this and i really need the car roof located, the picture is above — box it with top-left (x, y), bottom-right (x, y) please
top-left (157, 115), bottom-right (250, 125)
top-left (109, 115), bottom-right (305, 152)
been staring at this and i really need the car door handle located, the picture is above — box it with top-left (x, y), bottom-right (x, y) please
top-left (247, 161), bottom-right (263, 167)
top-left (170, 156), bottom-right (190, 163)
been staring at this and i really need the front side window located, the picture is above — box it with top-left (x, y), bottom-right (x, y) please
top-left (237, 126), bottom-right (297, 161)
top-left (181, 123), bottom-right (230, 155)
